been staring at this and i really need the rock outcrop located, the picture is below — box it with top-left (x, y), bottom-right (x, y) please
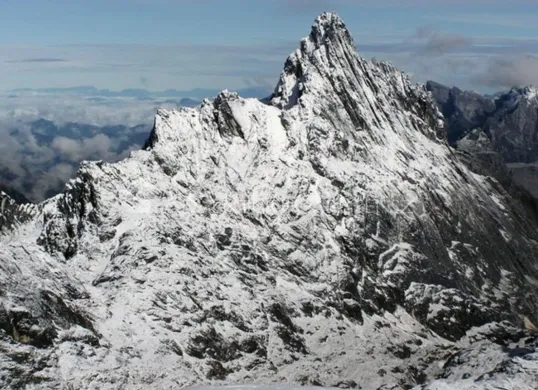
top-left (427, 81), bottom-right (538, 198)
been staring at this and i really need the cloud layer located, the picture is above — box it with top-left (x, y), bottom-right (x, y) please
top-left (0, 93), bottom-right (159, 201)
top-left (0, 119), bottom-right (149, 202)
top-left (413, 27), bottom-right (472, 55)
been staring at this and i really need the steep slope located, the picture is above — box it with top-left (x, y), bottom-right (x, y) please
top-left (1, 13), bottom-right (538, 390)
top-left (489, 86), bottom-right (538, 164)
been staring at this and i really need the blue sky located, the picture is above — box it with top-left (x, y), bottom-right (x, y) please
top-left (1, 0), bottom-right (538, 92)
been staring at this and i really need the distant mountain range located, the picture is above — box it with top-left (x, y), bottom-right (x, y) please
top-left (427, 81), bottom-right (538, 197)
top-left (9, 85), bottom-right (272, 100)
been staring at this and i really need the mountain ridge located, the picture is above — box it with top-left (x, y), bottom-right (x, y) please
top-left (427, 80), bottom-right (538, 198)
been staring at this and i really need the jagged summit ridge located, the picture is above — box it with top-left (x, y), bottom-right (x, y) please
top-left (309, 12), bottom-right (354, 48)
top-left (272, 11), bottom-right (358, 109)
top-left (271, 12), bottom-right (356, 109)
top-left (507, 85), bottom-right (538, 102)
top-left (1, 12), bottom-right (538, 390)
top-left (272, 12), bottom-right (442, 141)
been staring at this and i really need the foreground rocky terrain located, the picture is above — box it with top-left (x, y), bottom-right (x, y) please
top-left (0, 13), bottom-right (537, 390)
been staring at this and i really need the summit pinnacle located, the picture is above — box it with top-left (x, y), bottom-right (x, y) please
top-left (310, 12), bottom-right (354, 47)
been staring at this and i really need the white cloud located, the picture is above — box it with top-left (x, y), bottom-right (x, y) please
top-left (0, 95), bottom-right (155, 202)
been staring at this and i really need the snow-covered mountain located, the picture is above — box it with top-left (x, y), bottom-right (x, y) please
top-left (1, 12), bottom-right (537, 390)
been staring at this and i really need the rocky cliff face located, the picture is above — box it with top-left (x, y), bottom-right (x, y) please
top-left (427, 82), bottom-right (538, 163)
top-left (426, 81), bottom-right (496, 145)
top-left (489, 87), bottom-right (538, 164)
top-left (427, 82), bottom-right (538, 197)
top-left (1, 13), bottom-right (537, 390)
top-left (0, 190), bottom-right (35, 234)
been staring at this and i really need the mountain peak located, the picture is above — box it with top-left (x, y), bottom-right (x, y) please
top-left (271, 13), bottom-right (441, 138)
top-left (310, 12), bottom-right (353, 45)
top-left (4, 12), bottom-right (538, 390)
top-left (271, 12), bottom-right (359, 109)
top-left (520, 85), bottom-right (538, 100)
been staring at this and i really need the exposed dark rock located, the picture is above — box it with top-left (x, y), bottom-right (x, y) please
top-left (426, 81), bottom-right (496, 145)
top-left (428, 81), bottom-right (538, 200)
